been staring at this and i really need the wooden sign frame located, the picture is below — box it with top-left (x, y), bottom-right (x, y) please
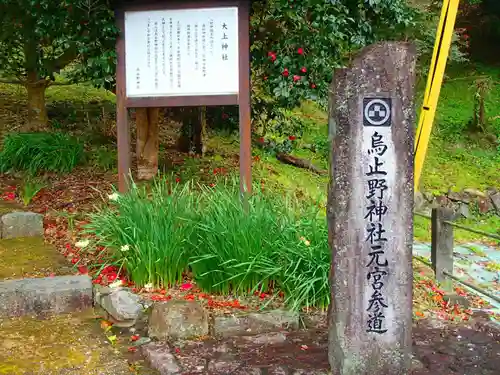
top-left (114, 0), bottom-right (251, 194)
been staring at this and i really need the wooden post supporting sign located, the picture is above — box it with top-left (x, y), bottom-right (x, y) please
top-left (327, 42), bottom-right (416, 375)
top-left (114, 0), bottom-right (251, 194)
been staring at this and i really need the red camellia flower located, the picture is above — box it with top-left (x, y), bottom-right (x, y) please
top-left (297, 47), bottom-right (304, 55)
top-left (263, 76), bottom-right (268, 80)
top-left (181, 282), bottom-right (193, 291)
top-left (301, 67), bottom-right (307, 73)
top-left (4, 192), bottom-right (15, 201)
top-left (175, 177), bottom-right (181, 183)
top-left (311, 83), bottom-right (316, 89)
top-left (293, 75), bottom-right (301, 82)
top-left (71, 257), bottom-right (79, 264)
top-left (282, 68), bottom-right (289, 77)
top-left (267, 51), bottom-right (276, 61)
top-left (258, 137), bottom-right (265, 143)
top-left (288, 135), bottom-right (296, 141)
top-left (221, 113), bottom-right (229, 120)
top-left (130, 335), bottom-right (140, 342)
top-left (77, 265), bottom-right (88, 274)
top-left (102, 265), bottom-right (116, 274)
top-left (107, 273), bottom-right (118, 282)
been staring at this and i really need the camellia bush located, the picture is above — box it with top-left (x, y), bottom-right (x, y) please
top-left (245, 0), bottom-right (417, 142)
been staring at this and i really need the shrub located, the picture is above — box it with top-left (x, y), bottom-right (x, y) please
top-left (0, 132), bottom-right (84, 175)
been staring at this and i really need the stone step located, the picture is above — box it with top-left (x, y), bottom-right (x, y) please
top-left (0, 275), bottom-right (93, 318)
top-left (0, 211), bottom-right (44, 239)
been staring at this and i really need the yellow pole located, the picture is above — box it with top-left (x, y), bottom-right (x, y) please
top-left (414, 0), bottom-right (460, 191)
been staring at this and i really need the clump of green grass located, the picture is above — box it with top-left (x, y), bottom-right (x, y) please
top-left (189, 179), bottom-right (330, 310)
top-left (85, 176), bottom-right (198, 288)
top-left (19, 178), bottom-right (46, 206)
top-left (0, 132), bottom-right (84, 175)
top-left (85, 176), bottom-right (331, 311)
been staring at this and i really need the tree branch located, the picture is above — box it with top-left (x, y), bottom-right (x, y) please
top-left (45, 45), bottom-right (79, 75)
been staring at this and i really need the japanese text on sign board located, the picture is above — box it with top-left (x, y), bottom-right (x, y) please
top-left (365, 130), bottom-right (390, 334)
top-left (124, 8), bottom-right (239, 97)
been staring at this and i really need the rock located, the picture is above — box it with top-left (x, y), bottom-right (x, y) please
top-left (148, 300), bottom-right (209, 340)
top-left (268, 366), bottom-right (291, 375)
top-left (207, 353), bottom-right (241, 373)
top-left (463, 188), bottom-right (487, 199)
top-left (133, 336), bottom-right (152, 347)
top-left (299, 311), bottom-right (327, 329)
top-left (241, 332), bottom-right (288, 345)
top-left (443, 293), bottom-right (470, 308)
top-left (214, 309), bottom-right (299, 337)
top-left (99, 288), bottom-right (143, 326)
top-left (447, 191), bottom-right (463, 202)
top-left (411, 356), bottom-right (425, 371)
top-left (490, 192), bottom-right (500, 212)
top-left (93, 284), bottom-right (112, 306)
top-left (458, 203), bottom-right (471, 219)
top-left (0, 275), bottom-right (92, 318)
top-left (142, 342), bottom-right (181, 375)
top-left (0, 212), bottom-right (43, 239)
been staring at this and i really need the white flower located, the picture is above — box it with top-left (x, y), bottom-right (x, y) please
top-left (75, 239), bottom-right (90, 248)
top-left (108, 192), bottom-right (119, 201)
top-left (109, 279), bottom-right (124, 289)
top-left (144, 283), bottom-right (154, 292)
top-left (299, 236), bottom-right (311, 246)
top-left (120, 244), bottom-right (130, 252)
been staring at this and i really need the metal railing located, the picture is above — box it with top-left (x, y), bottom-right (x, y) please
top-left (414, 207), bottom-right (500, 305)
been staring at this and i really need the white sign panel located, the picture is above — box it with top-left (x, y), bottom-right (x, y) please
top-left (124, 7), bottom-right (239, 98)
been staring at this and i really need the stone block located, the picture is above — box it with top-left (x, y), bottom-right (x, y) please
top-left (99, 288), bottom-right (143, 327)
top-left (0, 275), bottom-right (92, 318)
top-left (214, 309), bottom-right (299, 337)
top-left (490, 192), bottom-right (500, 212)
top-left (327, 42), bottom-right (416, 374)
top-left (141, 342), bottom-right (181, 375)
top-left (148, 300), bottom-right (209, 340)
top-left (1, 211), bottom-right (44, 239)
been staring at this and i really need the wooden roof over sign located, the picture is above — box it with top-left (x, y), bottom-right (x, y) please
top-left (111, 0), bottom-right (247, 8)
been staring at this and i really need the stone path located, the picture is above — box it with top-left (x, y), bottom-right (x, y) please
top-left (413, 242), bottom-right (500, 319)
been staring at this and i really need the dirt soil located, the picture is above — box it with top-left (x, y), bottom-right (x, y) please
top-left (0, 309), bottom-right (156, 375)
top-left (169, 315), bottom-right (500, 374)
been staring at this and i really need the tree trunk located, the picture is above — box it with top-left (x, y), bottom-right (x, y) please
top-left (136, 107), bottom-right (160, 180)
top-left (193, 106), bottom-right (207, 155)
top-left (177, 107), bottom-right (206, 155)
top-left (24, 78), bottom-right (49, 132)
